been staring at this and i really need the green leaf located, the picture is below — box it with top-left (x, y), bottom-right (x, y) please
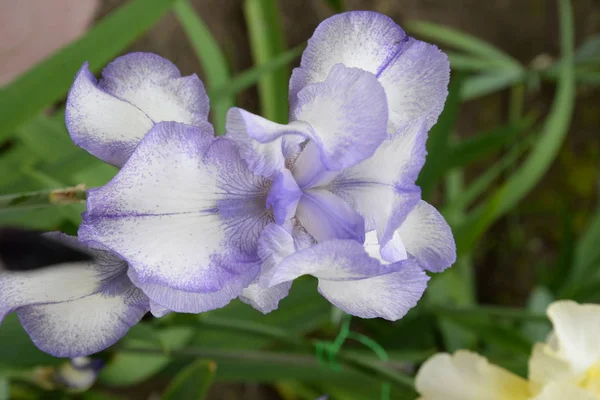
top-left (453, 0), bottom-right (575, 255)
top-left (417, 73), bottom-right (463, 198)
top-left (244, 0), bottom-right (289, 123)
top-left (446, 52), bottom-right (517, 72)
top-left (447, 116), bottom-right (535, 169)
top-left (0, 377), bottom-right (8, 400)
top-left (173, 0), bottom-right (233, 135)
top-left (162, 360), bottom-right (216, 400)
top-left (210, 44), bottom-right (304, 103)
top-left (14, 116), bottom-right (76, 163)
top-left (0, 0), bottom-right (176, 140)
top-left (521, 286), bottom-right (553, 343)
top-left (99, 327), bottom-right (195, 387)
top-left (0, 314), bottom-right (61, 368)
top-left (434, 312), bottom-right (534, 356)
top-left (560, 203), bottom-right (600, 298)
top-left (443, 136), bottom-right (533, 215)
top-left (405, 20), bottom-right (522, 69)
top-left (461, 69), bottom-right (525, 101)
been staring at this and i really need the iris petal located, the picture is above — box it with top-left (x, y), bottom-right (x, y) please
top-left (79, 122), bottom-right (272, 312)
top-left (66, 53), bottom-right (211, 167)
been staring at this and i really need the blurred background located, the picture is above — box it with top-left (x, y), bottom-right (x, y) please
top-left (0, 0), bottom-right (598, 399)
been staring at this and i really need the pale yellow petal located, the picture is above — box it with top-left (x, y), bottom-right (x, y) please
top-left (531, 381), bottom-right (598, 400)
top-left (528, 342), bottom-right (574, 393)
top-left (547, 300), bottom-right (600, 373)
top-left (415, 350), bottom-right (530, 400)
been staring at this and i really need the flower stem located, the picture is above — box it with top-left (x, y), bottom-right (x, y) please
top-left (0, 185), bottom-right (87, 211)
top-left (131, 316), bottom-right (416, 393)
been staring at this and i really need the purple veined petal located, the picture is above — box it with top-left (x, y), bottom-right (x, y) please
top-left (0, 233), bottom-right (118, 321)
top-left (289, 11), bottom-right (450, 134)
top-left (240, 223), bottom-right (296, 313)
top-left (18, 279), bottom-right (148, 358)
top-left (99, 52), bottom-right (210, 126)
top-left (1, 233), bottom-right (150, 357)
top-left (289, 11), bottom-right (407, 106)
top-left (329, 118), bottom-right (427, 245)
top-left (291, 64), bottom-right (388, 171)
top-left (268, 239), bottom-right (429, 320)
top-left (266, 169), bottom-right (303, 225)
top-left (398, 200), bottom-right (456, 272)
top-left (226, 107), bottom-right (308, 179)
top-left (296, 188), bottom-right (365, 243)
top-left (128, 266), bottom-right (258, 314)
top-left (79, 122), bottom-right (271, 310)
top-left (66, 53), bottom-right (212, 167)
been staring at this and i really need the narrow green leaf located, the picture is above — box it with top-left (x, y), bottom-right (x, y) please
top-left (443, 136), bottom-right (533, 215)
top-left (433, 312), bottom-right (534, 356)
top-left (461, 69), bottom-right (525, 101)
top-left (173, 0), bottom-right (233, 135)
top-left (15, 116), bottom-right (76, 163)
top-left (453, 0), bottom-right (575, 254)
top-left (244, 0), bottom-right (289, 123)
top-left (99, 327), bottom-right (195, 387)
top-left (447, 52), bottom-right (516, 72)
top-left (560, 203), bottom-right (600, 297)
top-left (417, 73), bottom-right (463, 198)
top-left (0, 314), bottom-right (61, 368)
top-left (405, 20), bottom-right (522, 69)
top-left (448, 116), bottom-right (535, 169)
top-left (521, 286), bottom-right (553, 343)
top-left (0, 0), bottom-right (176, 140)
top-left (210, 44), bottom-right (304, 103)
top-left (162, 360), bottom-right (216, 400)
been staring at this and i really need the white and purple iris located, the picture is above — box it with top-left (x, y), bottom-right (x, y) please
top-left (1, 11), bottom-right (456, 357)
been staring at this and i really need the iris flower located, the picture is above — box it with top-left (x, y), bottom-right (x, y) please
top-left (69, 11), bottom-right (455, 320)
top-left (416, 301), bottom-right (600, 400)
top-left (227, 11), bottom-right (455, 319)
top-left (0, 233), bottom-right (148, 357)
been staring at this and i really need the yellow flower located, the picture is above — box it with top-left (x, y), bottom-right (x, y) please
top-left (415, 301), bottom-right (600, 399)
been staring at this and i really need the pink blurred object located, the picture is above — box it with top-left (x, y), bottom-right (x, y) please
top-left (0, 0), bottom-right (99, 86)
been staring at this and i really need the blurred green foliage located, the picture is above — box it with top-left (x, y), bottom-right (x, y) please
top-left (0, 0), bottom-right (598, 399)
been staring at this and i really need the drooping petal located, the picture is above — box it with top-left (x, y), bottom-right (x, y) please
top-left (66, 53), bottom-right (212, 167)
top-left (79, 122), bottom-right (272, 312)
top-left (18, 277), bottom-right (148, 358)
top-left (290, 11), bottom-right (449, 133)
top-left (0, 233), bottom-right (149, 357)
top-left (226, 107), bottom-right (307, 178)
top-left (317, 258), bottom-right (428, 320)
top-left (545, 301), bottom-right (600, 374)
top-left (291, 64), bottom-right (388, 171)
top-left (128, 266), bottom-right (258, 314)
top-left (397, 200), bottom-right (456, 272)
top-left (329, 119), bottom-right (426, 243)
top-left (240, 223), bottom-right (296, 313)
top-left (415, 351), bottom-right (531, 400)
top-left (296, 189), bottom-right (365, 243)
top-left (268, 239), bottom-right (428, 320)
